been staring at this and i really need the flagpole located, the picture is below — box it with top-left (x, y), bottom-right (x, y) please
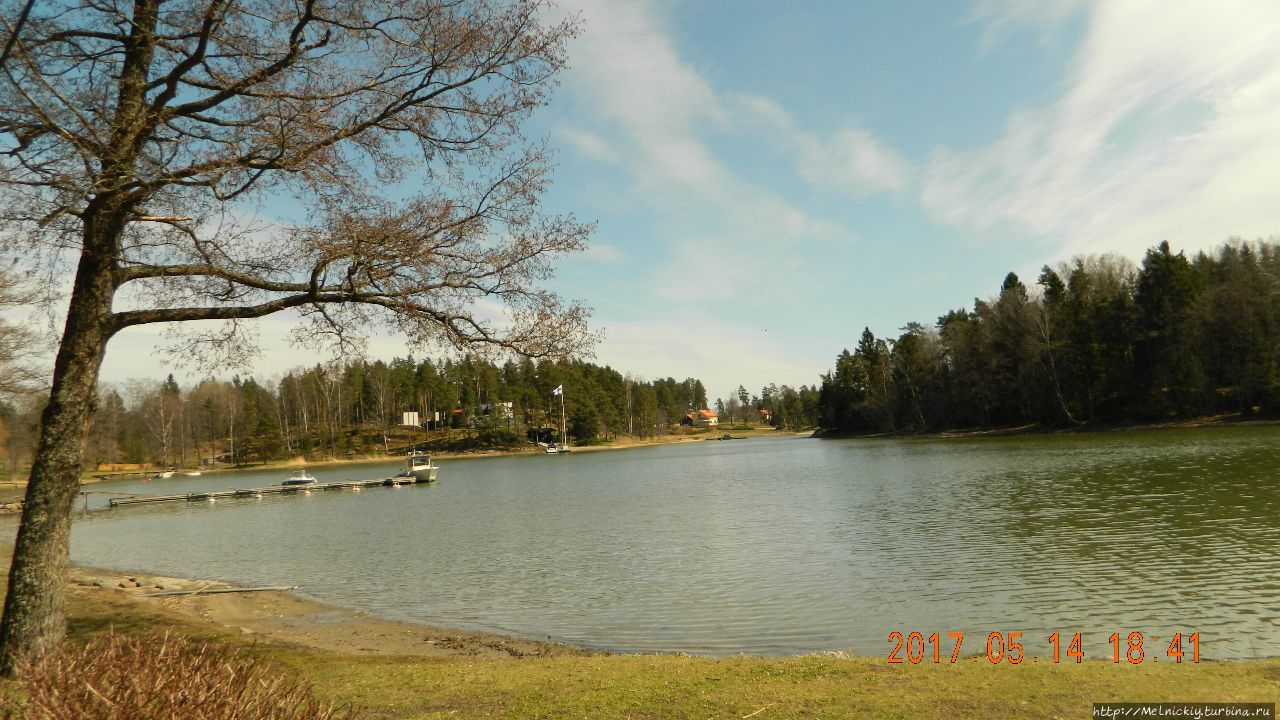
top-left (559, 387), bottom-right (567, 449)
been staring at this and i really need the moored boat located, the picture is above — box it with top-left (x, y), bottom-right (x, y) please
top-left (405, 453), bottom-right (439, 482)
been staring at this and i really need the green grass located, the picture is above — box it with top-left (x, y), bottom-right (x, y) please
top-left (280, 652), bottom-right (1280, 719)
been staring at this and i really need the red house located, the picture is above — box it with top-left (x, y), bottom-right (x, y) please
top-left (680, 409), bottom-right (720, 426)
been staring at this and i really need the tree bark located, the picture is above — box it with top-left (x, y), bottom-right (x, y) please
top-left (0, 231), bottom-right (117, 675)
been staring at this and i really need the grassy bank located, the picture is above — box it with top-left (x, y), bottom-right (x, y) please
top-left (288, 652), bottom-right (1279, 719)
top-left (3, 572), bottom-right (1275, 719)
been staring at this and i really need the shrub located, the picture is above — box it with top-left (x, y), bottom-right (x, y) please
top-left (2, 631), bottom-right (363, 720)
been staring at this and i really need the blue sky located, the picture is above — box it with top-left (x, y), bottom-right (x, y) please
top-left (101, 0), bottom-right (1280, 405)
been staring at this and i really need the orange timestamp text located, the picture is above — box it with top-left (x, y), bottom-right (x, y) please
top-left (886, 631), bottom-right (1201, 665)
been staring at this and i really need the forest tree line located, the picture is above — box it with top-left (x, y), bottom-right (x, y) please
top-left (1, 358), bottom-right (727, 471)
top-left (0, 352), bottom-right (829, 475)
top-left (817, 239), bottom-right (1280, 434)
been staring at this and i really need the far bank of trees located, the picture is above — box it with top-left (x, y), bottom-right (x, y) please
top-left (817, 239), bottom-right (1280, 434)
top-left (0, 359), bottom-right (718, 471)
top-left (712, 384), bottom-right (821, 431)
top-left (0, 360), bottom-right (833, 475)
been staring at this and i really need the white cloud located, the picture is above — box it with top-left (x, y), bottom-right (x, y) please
top-left (923, 0), bottom-right (1280, 260)
top-left (566, 0), bottom-right (722, 138)
top-left (558, 0), bottom-right (883, 323)
top-left (555, 126), bottom-right (617, 162)
top-left (801, 128), bottom-right (910, 196)
top-left (734, 94), bottom-right (910, 197)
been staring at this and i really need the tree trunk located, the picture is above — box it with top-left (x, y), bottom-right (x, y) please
top-left (2, 0), bottom-right (156, 667)
top-left (0, 242), bottom-right (116, 676)
top-left (1037, 314), bottom-right (1079, 426)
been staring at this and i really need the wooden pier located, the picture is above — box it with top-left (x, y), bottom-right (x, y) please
top-left (107, 476), bottom-right (426, 508)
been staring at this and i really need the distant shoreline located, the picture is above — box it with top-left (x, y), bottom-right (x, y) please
top-left (5, 417), bottom-right (1273, 501)
top-left (0, 426), bottom-right (788, 501)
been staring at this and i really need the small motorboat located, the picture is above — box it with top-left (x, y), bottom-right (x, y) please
top-left (404, 454), bottom-right (439, 482)
top-left (153, 470), bottom-right (175, 479)
top-left (282, 469), bottom-right (318, 486)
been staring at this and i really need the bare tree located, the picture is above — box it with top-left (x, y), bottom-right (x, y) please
top-left (0, 270), bottom-right (43, 396)
top-left (129, 377), bottom-right (182, 467)
top-left (0, 0), bottom-right (592, 673)
top-left (366, 361), bottom-right (396, 452)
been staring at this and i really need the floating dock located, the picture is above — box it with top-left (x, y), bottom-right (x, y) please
top-left (107, 476), bottom-right (426, 508)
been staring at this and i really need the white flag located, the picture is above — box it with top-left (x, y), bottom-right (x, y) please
top-left (552, 384), bottom-right (563, 396)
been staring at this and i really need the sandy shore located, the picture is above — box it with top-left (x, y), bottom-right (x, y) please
top-left (54, 555), bottom-right (594, 659)
top-left (0, 534), bottom-right (589, 659)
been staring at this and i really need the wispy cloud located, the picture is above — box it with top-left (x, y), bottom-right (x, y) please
top-left (554, 126), bottom-right (617, 162)
top-left (559, 2), bottom-right (821, 202)
top-left (966, 0), bottom-right (1089, 50)
top-left (558, 0), bottom-right (904, 314)
top-left (800, 128), bottom-right (910, 196)
top-left (925, 0), bottom-right (1280, 259)
top-left (733, 94), bottom-right (910, 197)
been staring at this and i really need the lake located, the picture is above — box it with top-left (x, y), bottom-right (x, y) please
top-left (46, 427), bottom-right (1280, 659)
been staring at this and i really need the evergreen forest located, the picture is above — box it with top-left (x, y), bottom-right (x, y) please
top-left (816, 240), bottom-right (1280, 434)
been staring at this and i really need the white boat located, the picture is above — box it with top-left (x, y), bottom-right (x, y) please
top-left (544, 444), bottom-right (559, 454)
top-left (153, 470), bottom-right (175, 479)
top-left (184, 471), bottom-right (202, 477)
top-left (282, 469), bottom-right (318, 486)
top-left (404, 453), bottom-right (439, 482)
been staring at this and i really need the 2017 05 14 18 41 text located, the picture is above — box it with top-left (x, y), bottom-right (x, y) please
top-left (886, 630), bottom-right (1201, 665)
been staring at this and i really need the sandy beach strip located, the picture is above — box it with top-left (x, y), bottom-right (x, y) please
top-left (0, 542), bottom-right (593, 660)
top-left (78, 570), bottom-right (594, 659)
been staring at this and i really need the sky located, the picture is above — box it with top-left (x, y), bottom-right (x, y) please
top-left (98, 0), bottom-right (1280, 406)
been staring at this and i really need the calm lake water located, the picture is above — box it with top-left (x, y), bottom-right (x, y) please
top-left (47, 427), bottom-right (1280, 658)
